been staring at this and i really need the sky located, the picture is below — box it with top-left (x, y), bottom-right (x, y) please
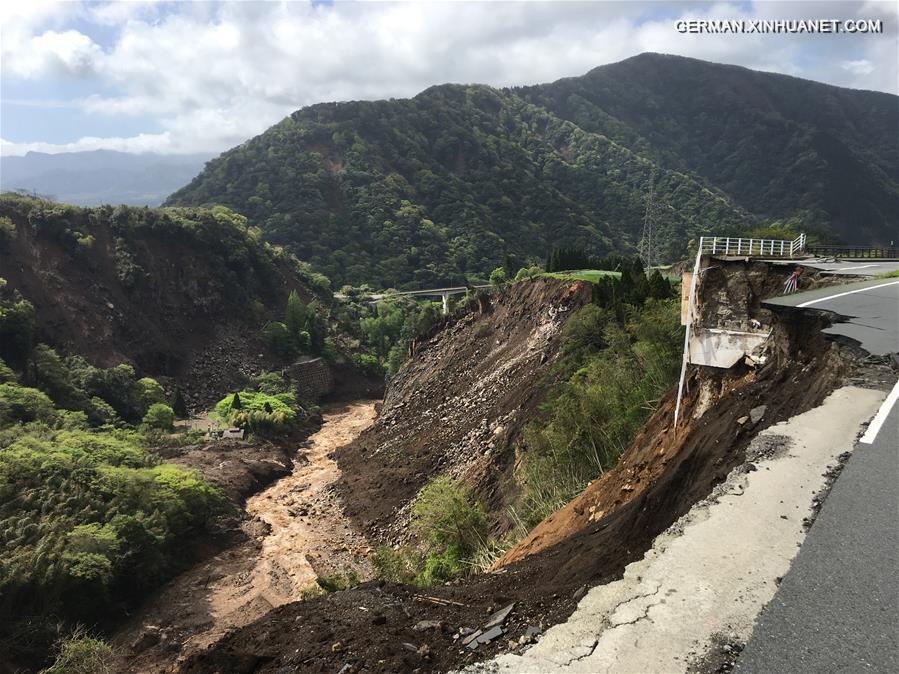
top-left (1, 0), bottom-right (896, 156)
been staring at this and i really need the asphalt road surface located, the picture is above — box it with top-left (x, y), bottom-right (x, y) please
top-left (801, 260), bottom-right (899, 276)
top-left (735, 381), bottom-right (899, 674)
top-left (740, 280), bottom-right (899, 673)
top-left (765, 279), bottom-right (899, 356)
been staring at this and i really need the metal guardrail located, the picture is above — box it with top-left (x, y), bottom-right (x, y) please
top-left (699, 233), bottom-right (806, 258)
top-left (806, 245), bottom-right (898, 259)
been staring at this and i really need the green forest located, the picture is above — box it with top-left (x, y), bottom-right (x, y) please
top-left (168, 54), bottom-right (898, 289)
top-left (0, 328), bottom-right (230, 665)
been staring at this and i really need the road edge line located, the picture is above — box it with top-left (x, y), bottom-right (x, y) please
top-left (859, 379), bottom-right (899, 444)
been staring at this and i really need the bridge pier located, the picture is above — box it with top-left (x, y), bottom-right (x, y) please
top-left (441, 291), bottom-right (450, 315)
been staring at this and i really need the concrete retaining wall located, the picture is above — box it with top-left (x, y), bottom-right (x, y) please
top-left (287, 357), bottom-right (334, 403)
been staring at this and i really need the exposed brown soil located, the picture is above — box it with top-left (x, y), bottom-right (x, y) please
top-left (179, 309), bottom-right (851, 674)
top-left (0, 204), bottom-right (324, 410)
top-left (334, 278), bottom-right (593, 543)
top-left (112, 403), bottom-right (377, 673)
top-left (157, 439), bottom-right (301, 505)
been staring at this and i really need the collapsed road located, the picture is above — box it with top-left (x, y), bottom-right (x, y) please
top-left (463, 386), bottom-right (887, 673)
top-left (467, 272), bottom-right (899, 674)
top-left (734, 279), bottom-right (899, 673)
top-left (180, 260), bottom-right (890, 674)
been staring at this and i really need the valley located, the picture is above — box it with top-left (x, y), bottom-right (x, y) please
top-left (112, 401), bottom-right (378, 673)
top-left (1, 45), bottom-right (896, 674)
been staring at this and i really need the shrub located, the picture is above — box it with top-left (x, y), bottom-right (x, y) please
top-left (0, 382), bottom-right (55, 426)
top-left (253, 372), bottom-right (289, 395)
top-left (372, 545), bottom-right (418, 583)
top-left (142, 403), bottom-right (175, 431)
top-left (0, 216), bottom-right (15, 237)
top-left (41, 633), bottom-right (114, 674)
top-left (411, 477), bottom-right (488, 582)
top-left (353, 353), bottom-right (385, 379)
top-left (514, 265), bottom-right (543, 281)
top-left (416, 545), bottom-right (465, 585)
top-left (315, 570), bottom-right (361, 593)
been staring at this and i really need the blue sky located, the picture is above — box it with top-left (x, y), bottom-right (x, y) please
top-left (2, 1), bottom-right (896, 156)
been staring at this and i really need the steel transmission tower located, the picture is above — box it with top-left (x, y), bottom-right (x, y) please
top-left (638, 170), bottom-right (657, 269)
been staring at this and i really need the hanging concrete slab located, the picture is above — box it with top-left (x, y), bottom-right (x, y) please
top-left (688, 327), bottom-right (771, 368)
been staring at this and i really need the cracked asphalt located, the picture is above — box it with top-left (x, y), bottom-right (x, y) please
top-left (764, 278), bottom-right (899, 356)
top-left (735, 387), bottom-right (899, 673)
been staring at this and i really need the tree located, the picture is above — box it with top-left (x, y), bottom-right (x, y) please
top-left (562, 305), bottom-right (612, 361)
top-left (142, 403), bottom-right (174, 431)
top-left (648, 269), bottom-right (673, 299)
top-left (263, 321), bottom-right (296, 360)
top-left (137, 377), bottom-right (165, 413)
top-left (285, 290), bottom-right (308, 340)
top-left (230, 392), bottom-right (242, 410)
top-left (488, 266), bottom-right (508, 287)
top-left (171, 388), bottom-right (188, 418)
top-left (0, 292), bottom-right (35, 367)
top-left (0, 382), bottom-right (55, 425)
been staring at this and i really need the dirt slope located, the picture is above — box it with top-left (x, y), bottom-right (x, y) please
top-left (0, 198), bottom-right (325, 409)
top-left (181, 299), bottom-right (862, 674)
top-left (334, 278), bottom-right (593, 541)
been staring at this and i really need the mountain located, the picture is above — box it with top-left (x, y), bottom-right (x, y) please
top-left (1, 150), bottom-right (214, 206)
top-left (166, 53), bottom-right (898, 288)
top-left (520, 53), bottom-right (898, 246)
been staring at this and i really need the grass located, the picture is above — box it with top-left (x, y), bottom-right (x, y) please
top-left (875, 269), bottom-right (899, 279)
top-left (541, 269), bottom-right (622, 283)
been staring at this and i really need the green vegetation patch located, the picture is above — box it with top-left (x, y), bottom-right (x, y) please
top-left (542, 269), bottom-right (622, 283)
top-left (0, 411), bottom-right (230, 631)
top-left (213, 390), bottom-right (299, 433)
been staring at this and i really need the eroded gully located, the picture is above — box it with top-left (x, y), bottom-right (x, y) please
top-left (115, 400), bottom-right (377, 672)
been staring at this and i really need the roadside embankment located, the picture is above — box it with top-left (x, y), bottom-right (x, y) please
top-left (469, 385), bottom-right (886, 673)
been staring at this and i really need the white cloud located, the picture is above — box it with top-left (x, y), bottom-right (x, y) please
top-left (1, 132), bottom-right (173, 155)
top-left (841, 59), bottom-right (875, 75)
top-left (1, 0), bottom-right (896, 156)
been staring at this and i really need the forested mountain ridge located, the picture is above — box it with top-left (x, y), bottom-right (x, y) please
top-left (167, 53), bottom-right (898, 288)
top-left (522, 53), bottom-right (898, 245)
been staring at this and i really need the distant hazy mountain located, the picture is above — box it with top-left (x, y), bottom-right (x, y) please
top-left (1, 150), bottom-right (214, 206)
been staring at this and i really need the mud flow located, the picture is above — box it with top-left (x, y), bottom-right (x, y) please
top-left (114, 401), bottom-right (377, 672)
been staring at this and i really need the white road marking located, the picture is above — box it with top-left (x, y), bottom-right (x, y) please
top-left (834, 264), bottom-right (878, 271)
top-left (797, 280), bottom-right (899, 308)
top-left (859, 379), bottom-right (899, 444)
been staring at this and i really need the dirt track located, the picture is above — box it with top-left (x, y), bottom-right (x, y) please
top-left (113, 401), bottom-right (377, 672)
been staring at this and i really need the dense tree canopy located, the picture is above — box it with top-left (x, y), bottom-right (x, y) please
top-left (168, 54), bottom-right (897, 289)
